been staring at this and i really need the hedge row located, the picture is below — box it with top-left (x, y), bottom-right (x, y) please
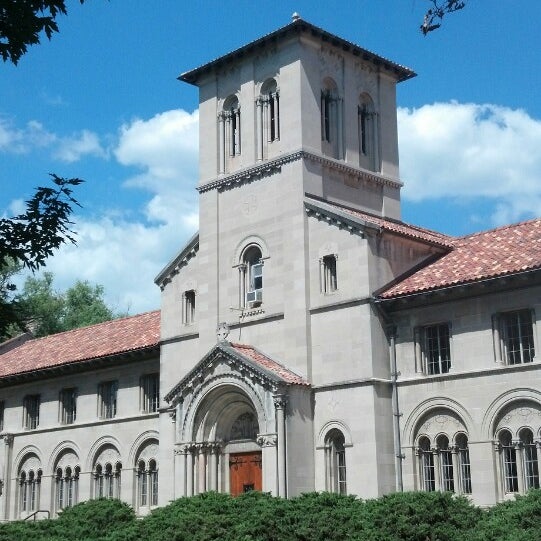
top-left (0, 489), bottom-right (540, 541)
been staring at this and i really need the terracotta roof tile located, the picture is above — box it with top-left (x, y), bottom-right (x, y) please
top-left (229, 343), bottom-right (309, 386)
top-left (380, 218), bottom-right (541, 298)
top-left (0, 311), bottom-right (160, 379)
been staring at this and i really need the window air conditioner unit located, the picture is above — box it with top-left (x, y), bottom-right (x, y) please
top-left (246, 289), bottom-right (263, 307)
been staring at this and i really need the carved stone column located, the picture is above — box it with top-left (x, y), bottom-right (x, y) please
top-left (256, 97), bottom-right (263, 160)
top-left (257, 434), bottom-right (277, 495)
top-left (186, 446), bottom-right (194, 496)
top-left (514, 440), bottom-right (525, 493)
top-left (274, 395), bottom-right (287, 497)
top-left (218, 113), bottom-right (225, 174)
top-left (1, 434), bottom-right (13, 521)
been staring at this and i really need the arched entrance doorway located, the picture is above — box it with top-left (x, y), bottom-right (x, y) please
top-left (189, 384), bottom-right (263, 495)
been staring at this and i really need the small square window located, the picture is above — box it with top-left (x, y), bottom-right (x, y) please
top-left (415, 323), bottom-right (451, 375)
top-left (60, 388), bottom-right (77, 425)
top-left (23, 395), bottom-right (40, 429)
top-left (496, 310), bottom-right (536, 365)
top-left (98, 381), bottom-right (118, 419)
top-left (141, 374), bottom-right (159, 414)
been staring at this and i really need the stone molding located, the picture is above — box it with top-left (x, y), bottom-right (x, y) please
top-left (196, 149), bottom-right (402, 194)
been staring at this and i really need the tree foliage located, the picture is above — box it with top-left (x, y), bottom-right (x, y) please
top-left (0, 175), bottom-right (83, 338)
top-left (0, 0), bottom-right (86, 65)
top-left (421, 0), bottom-right (467, 34)
top-left (14, 271), bottom-right (118, 337)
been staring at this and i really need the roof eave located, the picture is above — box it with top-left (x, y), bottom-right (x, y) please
top-left (375, 267), bottom-right (541, 309)
top-left (179, 18), bottom-right (415, 86)
top-left (0, 344), bottom-right (160, 387)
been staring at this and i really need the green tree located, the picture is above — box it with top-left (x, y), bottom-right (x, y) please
top-left (0, 0), bottom-right (86, 65)
top-left (15, 271), bottom-right (117, 337)
top-left (0, 175), bottom-right (83, 339)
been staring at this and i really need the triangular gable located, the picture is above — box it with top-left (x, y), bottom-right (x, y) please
top-left (305, 196), bottom-right (453, 249)
top-left (164, 341), bottom-right (308, 404)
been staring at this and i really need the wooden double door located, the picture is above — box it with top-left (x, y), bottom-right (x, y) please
top-left (229, 451), bottom-right (262, 496)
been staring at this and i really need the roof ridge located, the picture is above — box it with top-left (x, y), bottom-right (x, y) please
top-left (457, 216), bottom-right (541, 241)
top-left (23, 309), bottom-right (160, 344)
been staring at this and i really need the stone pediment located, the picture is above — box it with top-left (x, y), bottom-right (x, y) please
top-left (164, 341), bottom-right (308, 405)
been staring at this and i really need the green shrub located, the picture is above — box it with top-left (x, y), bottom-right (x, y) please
top-left (471, 489), bottom-right (541, 541)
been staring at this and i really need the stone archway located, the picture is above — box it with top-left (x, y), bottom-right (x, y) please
top-left (182, 384), bottom-right (265, 496)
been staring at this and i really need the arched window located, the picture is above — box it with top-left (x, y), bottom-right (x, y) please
top-left (240, 245), bottom-right (263, 308)
top-left (520, 428), bottom-right (539, 490)
top-left (137, 458), bottom-right (159, 509)
top-left (55, 455), bottom-right (80, 512)
top-left (418, 436), bottom-right (435, 491)
top-left (358, 93), bottom-right (379, 172)
top-left (325, 429), bottom-right (347, 495)
top-left (20, 469), bottom-right (42, 513)
top-left (218, 95), bottom-right (241, 173)
top-left (321, 78), bottom-right (342, 159)
top-left (18, 456), bottom-right (42, 517)
top-left (94, 461), bottom-right (121, 499)
top-left (499, 430), bottom-right (519, 493)
top-left (230, 411), bottom-right (258, 441)
top-left (437, 435), bottom-right (454, 492)
top-left (256, 78), bottom-right (280, 160)
top-left (135, 440), bottom-right (159, 511)
top-left (456, 433), bottom-right (472, 494)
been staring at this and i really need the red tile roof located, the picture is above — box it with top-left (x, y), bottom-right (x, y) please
top-left (380, 218), bottom-right (541, 298)
top-left (229, 343), bottom-right (309, 386)
top-left (311, 198), bottom-right (454, 248)
top-left (0, 311), bottom-right (160, 379)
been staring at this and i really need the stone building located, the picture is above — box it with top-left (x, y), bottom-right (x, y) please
top-left (0, 16), bottom-right (540, 520)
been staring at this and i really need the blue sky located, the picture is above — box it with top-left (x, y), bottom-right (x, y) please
top-left (1, 1), bottom-right (540, 314)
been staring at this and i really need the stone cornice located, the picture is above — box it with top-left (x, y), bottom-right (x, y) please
top-left (304, 202), bottom-right (369, 237)
top-left (155, 233), bottom-right (199, 290)
top-left (196, 149), bottom-right (402, 194)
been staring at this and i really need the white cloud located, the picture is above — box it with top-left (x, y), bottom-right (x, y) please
top-left (0, 119), bottom-right (56, 153)
top-left (54, 130), bottom-right (107, 162)
top-left (398, 102), bottom-right (541, 224)
top-left (37, 109), bottom-right (201, 314)
top-left (114, 109), bottom-right (199, 225)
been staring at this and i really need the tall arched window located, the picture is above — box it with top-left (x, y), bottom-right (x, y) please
top-left (256, 78), bottom-right (280, 160)
top-left (321, 78), bottom-right (343, 159)
top-left (456, 433), bottom-right (472, 494)
top-left (520, 428), bottom-right (539, 490)
top-left (418, 436), bottom-right (435, 492)
top-left (218, 95), bottom-right (241, 173)
top-left (358, 93), bottom-right (379, 172)
top-left (137, 458), bottom-right (159, 508)
top-left (55, 451), bottom-right (80, 512)
top-left (436, 435), bottom-right (454, 492)
top-left (240, 245), bottom-right (263, 308)
top-left (325, 429), bottom-right (347, 495)
top-left (499, 430), bottom-right (519, 493)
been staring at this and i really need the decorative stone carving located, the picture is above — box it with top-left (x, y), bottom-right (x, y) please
top-left (94, 445), bottom-right (120, 465)
top-left (217, 322), bottom-right (230, 341)
top-left (273, 395), bottom-right (287, 409)
top-left (2, 434), bottom-right (13, 446)
top-left (56, 450), bottom-right (79, 470)
top-left (256, 433), bottom-right (277, 447)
